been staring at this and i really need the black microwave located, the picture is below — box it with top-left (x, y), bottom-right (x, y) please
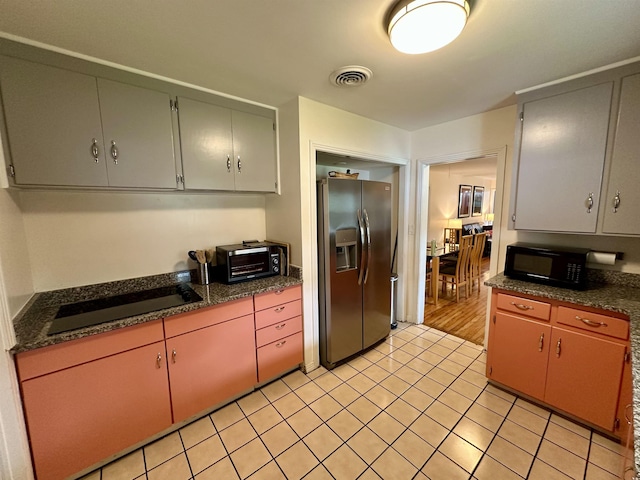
top-left (504, 243), bottom-right (590, 290)
top-left (216, 242), bottom-right (281, 284)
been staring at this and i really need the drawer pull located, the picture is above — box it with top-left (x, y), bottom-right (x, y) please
top-left (511, 302), bottom-right (533, 311)
top-left (576, 316), bottom-right (607, 328)
top-left (274, 289), bottom-right (284, 295)
top-left (276, 340), bottom-right (287, 348)
top-left (274, 306), bottom-right (285, 313)
top-left (556, 338), bottom-right (561, 357)
top-left (538, 333), bottom-right (544, 352)
top-left (156, 353), bottom-right (162, 368)
top-left (172, 349), bottom-right (177, 363)
top-left (275, 323), bottom-right (287, 330)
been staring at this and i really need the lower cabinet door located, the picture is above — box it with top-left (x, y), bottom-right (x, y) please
top-left (21, 341), bottom-right (172, 480)
top-left (545, 327), bottom-right (625, 430)
top-left (488, 312), bottom-right (551, 400)
top-left (257, 331), bottom-right (303, 383)
top-left (167, 314), bottom-right (257, 423)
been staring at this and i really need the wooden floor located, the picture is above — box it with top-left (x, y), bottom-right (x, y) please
top-left (422, 256), bottom-right (490, 345)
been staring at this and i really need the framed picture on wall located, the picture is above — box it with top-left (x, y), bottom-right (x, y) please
top-left (458, 184), bottom-right (472, 218)
top-left (472, 186), bottom-right (484, 216)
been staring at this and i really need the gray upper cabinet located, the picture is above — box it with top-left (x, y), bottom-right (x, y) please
top-left (0, 56), bottom-right (177, 189)
top-left (178, 97), bottom-right (277, 193)
top-left (512, 82), bottom-right (613, 233)
top-left (177, 97), bottom-right (235, 190)
top-left (602, 73), bottom-right (640, 235)
top-left (97, 79), bottom-right (177, 189)
top-left (0, 56), bottom-right (108, 187)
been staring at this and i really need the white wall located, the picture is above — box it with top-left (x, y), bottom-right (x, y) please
top-left (293, 97), bottom-right (411, 372)
top-left (20, 190), bottom-right (267, 291)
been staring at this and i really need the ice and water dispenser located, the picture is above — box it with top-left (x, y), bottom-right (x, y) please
top-left (335, 228), bottom-right (358, 272)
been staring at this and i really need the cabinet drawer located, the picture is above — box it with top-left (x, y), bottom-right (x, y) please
top-left (257, 332), bottom-right (303, 383)
top-left (256, 316), bottom-right (302, 348)
top-left (557, 306), bottom-right (629, 340)
top-left (16, 319), bottom-right (164, 381)
top-left (164, 297), bottom-right (253, 338)
top-left (255, 299), bottom-right (302, 329)
top-left (496, 293), bottom-right (551, 321)
top-left (254, 285), bottom-right (301, 311)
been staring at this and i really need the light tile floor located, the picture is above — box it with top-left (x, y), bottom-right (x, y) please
top-left (82, 322), bottom-right (631, 480)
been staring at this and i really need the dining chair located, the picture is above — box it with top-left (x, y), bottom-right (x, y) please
top-left (469, 232), bottom-right (488, 293)
top-left (440, 235), bottom-right (473, 302)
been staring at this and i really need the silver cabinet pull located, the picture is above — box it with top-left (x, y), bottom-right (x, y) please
top-left (275, 323), bottom-right (286, 330)
top-left (538, 333), bottom-right (544, 352)
top-left (274, 289), bottom-right (284, 295)
top-left (613, 191), bottom-right (621, 213)
top-left (276, 340), bottom-right (287, 348)
top-left (586, 192), bottom-right (594, 213)
top-left (274, 306), bottom-right (285, 313)
top-left (226, 155), bottom-right (231, 173)
top-left (237, 156), bottom-right (242, 173)
top-left (510, 302), bottom-right (533, 311)
top-left (110, 141), bottom-right (119, 165)
top-left (156, 353), bottom-right (162, 368)
top-left (172, 349), bottom-right (177, 363)
top-left (576, 315), bottom-right (607, 328)
top-left (556, 338), bottom-right (561, 357)
top-left (90, 138), bottom-right (100, 163)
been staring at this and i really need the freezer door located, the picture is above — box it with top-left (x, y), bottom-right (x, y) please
top-left (362, 181), bottom-right (392, 348)
top-left (318, 179), bottom-right (364, 366)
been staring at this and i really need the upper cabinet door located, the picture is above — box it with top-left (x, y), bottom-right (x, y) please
top-left (232, 110), bottom-right (277, 193)
top-left (514, 83), bottom-right (613, 233)
top-left (602, 73), bottom-right (640, 235)
top-left (177, 97), bottom-right (234, 190)
top-left (97, 79), bottom-right (177, 189)
top-left (0, 56), bottom-right (108, 186)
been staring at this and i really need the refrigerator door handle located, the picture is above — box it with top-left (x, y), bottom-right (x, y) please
top-left (357, 209), bottom-right (366, 286)
top-left (363, 209), bottom-right (371, 284)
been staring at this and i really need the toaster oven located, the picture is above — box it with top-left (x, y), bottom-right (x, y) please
top-left (216, 242), bottom-right (281, 284)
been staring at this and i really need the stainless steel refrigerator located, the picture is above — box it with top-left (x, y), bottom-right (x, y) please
top-left (317, 178), bottom-right (392, 369)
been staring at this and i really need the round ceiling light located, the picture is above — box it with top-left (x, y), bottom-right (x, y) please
top-left (387, 0), bottom-right (470, 54)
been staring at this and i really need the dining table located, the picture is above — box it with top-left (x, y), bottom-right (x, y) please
top-left (427, 246), bottom-right (458, 306)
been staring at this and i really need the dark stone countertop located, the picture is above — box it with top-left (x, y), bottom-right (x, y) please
top-left (11, 267), bottom-right (302, 354)
top-left (485, 272), bottom-right (640, 473)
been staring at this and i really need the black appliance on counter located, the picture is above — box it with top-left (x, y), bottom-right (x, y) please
top-left (504, 243), bottom-right (590, 290)
top-left (216, 242), bottom-right (281, 284)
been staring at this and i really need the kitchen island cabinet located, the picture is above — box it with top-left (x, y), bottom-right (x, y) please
top-left (164, 298), bottom-right (257, 423)
top-left (487, 289), bottom-right (632, 440)
top-left (0, 56), bottom-right (178, 189)
top-left (16, 321), bottom-right (172, 480)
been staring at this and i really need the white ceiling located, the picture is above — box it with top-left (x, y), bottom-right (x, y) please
top-left (1, 1), bottom-right (640, 131)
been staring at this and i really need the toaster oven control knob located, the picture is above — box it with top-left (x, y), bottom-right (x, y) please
top-left (273, 257), bottom-right (279, 265)
top-left (273, 265), bottom-right (279, 273)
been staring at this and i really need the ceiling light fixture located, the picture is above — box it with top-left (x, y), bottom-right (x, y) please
top-left (387, 0), bottom-right (470, 54)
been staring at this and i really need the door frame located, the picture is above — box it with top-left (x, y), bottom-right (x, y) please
top-left (414, 146), bottom-right (508, 347)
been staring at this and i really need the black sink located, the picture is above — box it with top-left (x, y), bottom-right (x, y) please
top-left (48, 284), bottom-right (202, 335)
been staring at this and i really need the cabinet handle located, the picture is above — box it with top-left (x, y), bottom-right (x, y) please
top-left (586, 192), bottom-right (594, 213)
top-left (538, 333), bottom-right (544, 352)
top-left (275, 340), bottom-right (287, 348)
top-left (274, 306), bottom-right (285, 313)
top-left (237, 156), bottom-right (242, 173)
top-left (275, 323), bottom-right (286, 330)
top-left (274, 289), bottom-right (284, 295)
top-left (110, 141), bottom-right (119, 165)
top-left (156, 353), bottom-right (162, 368)
top-left (613, 191), bottom-right (621, 213)
top-left (556, 338), bottom-right (561, 357)
top-left (90, 138), bottom-right (100, 163)
top-left (510, 302), bottom-right (533, 311)
top-left (576, 315), bottom-right (607, 328)
top-left (625, 403), bottom-right (633, 424)
top-left (172, 349), bottom-right (177, 363)
top-left (226, 155), bottom-right (231, 173)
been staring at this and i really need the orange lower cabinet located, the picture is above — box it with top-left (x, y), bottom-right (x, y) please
top-left (488, 311), bottom-right (551, 400)
top-left (166, 314), bottom-right (257, 423)
top-left (544, 327), bottom-right (625, 431)
top-left (21, 341), bottom-right (172, 480)
top-left (257, 331), bottom-right (303, 383)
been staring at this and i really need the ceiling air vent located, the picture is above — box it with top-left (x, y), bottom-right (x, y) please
top-left (329, 66), bottom-right (373, 87)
